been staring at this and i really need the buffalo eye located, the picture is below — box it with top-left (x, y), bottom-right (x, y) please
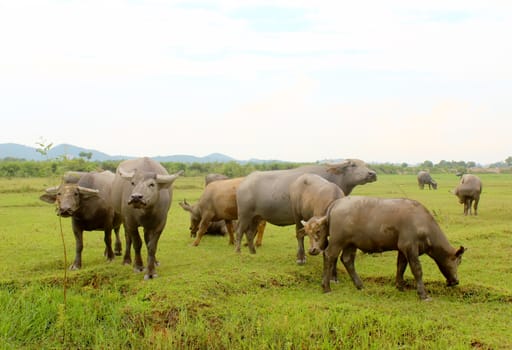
top-left (131, 181), bottom-right (135, 186)
top-left (149, 182), bottom-right (155, 188)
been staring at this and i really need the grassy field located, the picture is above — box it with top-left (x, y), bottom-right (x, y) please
top-left (0, 173), bottom-right (511, 349)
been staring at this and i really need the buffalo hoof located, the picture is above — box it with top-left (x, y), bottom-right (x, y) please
top-left (296, 258), bottom-right (306, 265)
top-left (421, 296), bottom-right (433, 302)
top-left (115, 251), bottom-right (122, 256)
top-left (133, 265), bottom-right (144, 273)
top-left (69, 264), bottom-right (80, 271)
top-left (144, 273), bottom-right (158, 280)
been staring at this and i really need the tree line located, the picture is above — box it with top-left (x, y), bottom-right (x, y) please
top-left (0, 157), bottom-right (510, 178)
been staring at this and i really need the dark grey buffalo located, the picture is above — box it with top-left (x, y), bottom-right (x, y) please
top-left (235, 159), bottom-right (377, 264)
top-left (112, 157), bottom-right (183, 279)
top-left (40, 171), bottom-right (122, 270)
top-left (302, 196), bottom-right (466, 300)
top-left (453, 174), bottom-right (482, 215)
top-left (417, 171), bottom-right (437, 190)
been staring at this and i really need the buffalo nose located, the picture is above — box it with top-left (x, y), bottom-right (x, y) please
top-left (308, 247), bottom-right (321, 256)
top-left (128, 194), bottom-right (144, 204)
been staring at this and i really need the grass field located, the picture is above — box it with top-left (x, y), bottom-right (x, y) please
top-left (0, 173), bottom-right (511, 349)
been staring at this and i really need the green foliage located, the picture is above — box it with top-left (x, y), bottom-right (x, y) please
top-left (0, 174), bottom-right (511, 349)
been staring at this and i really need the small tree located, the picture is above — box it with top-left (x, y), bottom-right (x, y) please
top-left (35, 138), bottom-right (53, 159)
top-left (505, 156), bottom-right (512, 166)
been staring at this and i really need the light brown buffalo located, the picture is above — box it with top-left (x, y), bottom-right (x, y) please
top-left (179, 177), bottom-right (265, 246)
top-left (302, 196), bottom-right (465, 300)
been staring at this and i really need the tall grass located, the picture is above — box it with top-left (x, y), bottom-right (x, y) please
top-left (0, 174), bottom-right (510, 349)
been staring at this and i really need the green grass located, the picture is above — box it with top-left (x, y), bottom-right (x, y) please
top-left (0, 174), bottom-right (510, 349)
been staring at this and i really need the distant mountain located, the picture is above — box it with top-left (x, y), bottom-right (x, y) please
top-left (0, 143), bottom-right (278, 164)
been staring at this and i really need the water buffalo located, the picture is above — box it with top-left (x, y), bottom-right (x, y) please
top-left (453, 174), bottom-right (482, 215)
top-left (417, 171), bottom-right (437, 190)
top-left (290, 173), bottom-right (345, 256)
top-left (301, 196), bottom-right (466, 300)
top-left (179, 177), bottom-right (265, 246)
top-left (112, 157), bottom-right (183, 279)
top-left (235, 159), bottom-right (377, 264)
top-left (40, 171), bottom-right (122, 270)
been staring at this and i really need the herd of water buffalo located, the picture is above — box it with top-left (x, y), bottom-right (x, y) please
top-left (40, 157), bottom-right (483, 300)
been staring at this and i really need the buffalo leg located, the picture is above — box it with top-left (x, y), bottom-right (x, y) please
top-left (341, 246), bottom-right (363, 289)
top-left (70, 224), bottom-right (84, 270)
top-left (403, 248), bottom-right (429, 300)
top-left (322, 250), bottom-right (340, 293)
top-left (129, 228), bottom-right (144, 273)
top-left (192, 218), bottom-right (211, 246)
top-left (245, 226), bottom-right (257, 254)
top-left (473, 197), bottom-right (479, 216)
top-left (144, 229), bottom-right (162, 279)
top-left (122, 228), bottom-right (132, 265)
top-left (395, 251), bottom-right (408, 291)
top-left (295, 224), bottom-right (307, 265)
top-left (103, 229), bottom-right (115, 261)
top-left (464, 198), bottom-right (471, 216)
top-left (255, 220), bottom-right (266, 247)
top-left (225, 220), bottom-right (235, 245)
top-left (113, 226), bottom-right (122, 256)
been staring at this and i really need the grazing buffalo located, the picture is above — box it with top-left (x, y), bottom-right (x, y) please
top-left (112, 157), bottom-right (183, 279)
top-left (235, 159), bottom-right (377, 264)
top-left (289, 173), bottom-right (345, 257)
top-left (453, 174), bottom-right (482, 216)
top-left (417, 171), bottom-right (437, 190)
top-left (179, 177), bottom-right (265, 246)
top-left (301, 196), bottom-right (466, 300)
top-left (40, 171), bottom-right (122, 270)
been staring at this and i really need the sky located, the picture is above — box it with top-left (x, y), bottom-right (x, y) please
top-left (1, 0), bottom-right (511, 165)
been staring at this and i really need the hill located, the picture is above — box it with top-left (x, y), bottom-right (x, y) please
top-left (0, 143), bottom-right (277, 163)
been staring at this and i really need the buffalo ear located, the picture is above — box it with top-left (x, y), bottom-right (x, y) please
top-left (40, 193), bottom-right (57, 204)
top-left (456, 246), bottom-right (466, 257)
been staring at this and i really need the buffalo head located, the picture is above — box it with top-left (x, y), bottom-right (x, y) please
top-left (301, 216), bottom-right (329, 256)
top-left (119, 168), bottom-right (183, 209)
top-left (40, 184), bottom-right (99, 217)
top-left (327, 159), bottom-right (377, 195)
top-left (179, 199), bottom-right (201, 237)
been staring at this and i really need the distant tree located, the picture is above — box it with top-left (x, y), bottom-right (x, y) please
top-left (79, 151), bottom-right (93, 160)
top-left (506, 156), bottom-right (512, 166)
top-left (421, 160), bottom-right (433, 168)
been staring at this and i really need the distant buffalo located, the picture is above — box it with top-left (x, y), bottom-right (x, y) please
top-left (112, 157), bottom-right (183, 279)
top-left (453, 174), bottom-right (482, 215)
top-left (40, 171), bottom-right (122, 270)
top-left (417, 171), bottom-right (437, 190)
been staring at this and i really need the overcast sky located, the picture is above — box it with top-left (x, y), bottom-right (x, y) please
top-left (1, 1), bottom-right (510, 164)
